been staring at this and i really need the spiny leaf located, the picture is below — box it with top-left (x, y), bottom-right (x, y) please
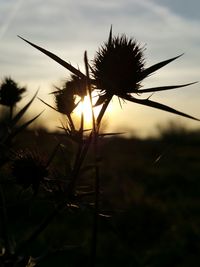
top-left (84, 51), bottom-right (93, 95)
top-left (50, 89), bottom-right (62, 95)
top-left (140, 54), bottom-right (183, 80)
top-left (11, 90), bottom-right (38, 127)
top-left (38, 97), bottom-right (80, 114)
top-left (138, 82), bottom-right (198, 93)
top-left (50, 85), bottom-right (63, 95)
top-left (38, 97), bottom-right (58, 112)
top-left (108, 25), bottom-right (113, 46)
top-left (10, 111), bottom-right (44, 139)
top-left (94, 95), bottom-right (107, 107)
top-left (18, 36), bottom-right (86, 79)
top-left (122, 94), bottom-right (200, 121)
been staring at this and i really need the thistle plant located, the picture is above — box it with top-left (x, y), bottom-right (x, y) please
top-left (0, 78), bottom-right (42, 167)
top-left (19, 27), bottom-right (199, 123)
top-left (0, 77), bottom-right (46, 266)
top-left (0, 77), bottom-right (26, 119)
top-left (12, 149), bottom-right (49, 195)
top-left (16, 26), bottom-right (199, 266)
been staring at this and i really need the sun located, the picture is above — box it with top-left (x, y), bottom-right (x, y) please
top-left (75, 96), bottom-right (98, 128)
top-left (74, 95), bottom-right (114, 128)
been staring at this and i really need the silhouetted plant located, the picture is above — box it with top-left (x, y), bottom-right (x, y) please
top-left (12, 149), bottom-right (49, 195)
top-left (0, 77), bottom-right (26, 108)
top-left (54, 85), bottom-right (77, 116)
top-left (19, 27), bottom-right (199, 122)
top-left (0, 26), bottom-right (198, 267)
top-left (0, 76), bottom-right (46, 267)
top-left (0, 78), bottom-right (41, 167)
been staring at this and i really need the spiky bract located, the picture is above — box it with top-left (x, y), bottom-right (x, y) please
top-left (92, 35), bottom-right (145, 96)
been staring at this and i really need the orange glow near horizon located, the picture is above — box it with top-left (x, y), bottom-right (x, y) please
top-left (75, 96), bottom-right (100, 128)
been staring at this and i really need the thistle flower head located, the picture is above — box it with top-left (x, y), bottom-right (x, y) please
top-left (54, 86), bottom-right (76, 116)
top-left (0, 77), bottom-right (26, 107)
top-left (92, 35), bottom-right (145, 96)
top-left (66, 74), bottom-right (87, 97)
top-left (54, 75), bottom-right (86, 115)
top-left (12, 150), bottom-right (48, 194)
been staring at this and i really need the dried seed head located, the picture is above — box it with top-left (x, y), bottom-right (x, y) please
top-left (66, 75), bottom-right (87, 97)
top-left (0, 77), bottom-right (26, 107)
top-left (92, 35), bottom-right (145, 96)
top-left (12, 150), bottom-right (48, 194)
top-left (54, 75), bottom-right (87, 115)
top-left (54, 87), bottom-right (76, 116)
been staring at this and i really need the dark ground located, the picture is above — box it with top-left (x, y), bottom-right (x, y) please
top-left (1, 126), bottom-right (200, 266)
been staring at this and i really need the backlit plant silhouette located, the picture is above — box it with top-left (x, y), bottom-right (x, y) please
top-left (18, 26), bottom-right (199, 265)
top-left (0, 77), bottom-right (45, 267)
top-left (19, 27), bottom-right (199, 124)
top-left (1, 27), bottom-right (199, 267)
top-left (0, 77), bottom-right (41, 167)
top-left (0, 77), bottom-right (26, 113)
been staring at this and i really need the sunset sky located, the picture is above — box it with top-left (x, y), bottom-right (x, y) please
top-left (1, 0), bottom-right (200, 137)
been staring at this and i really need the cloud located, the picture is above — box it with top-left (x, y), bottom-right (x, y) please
top-left (0, 0), bottom-right (25, 40)
top-left (1, 0), bottom-right (200, 135)
top-left (1, 0), bottom-right (200, 80)
top-left (152, 0), bottom-right (200, 20)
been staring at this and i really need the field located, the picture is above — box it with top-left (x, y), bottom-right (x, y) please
top-left (1, 126), bottom-right (200, 266)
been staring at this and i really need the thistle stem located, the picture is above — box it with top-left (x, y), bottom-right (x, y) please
top-left (90, 138), bottom-right (100, 267)
top-left (68, 114), bottom-right (75, 132)
top-left (0, 185), bottom-right (11, 254)
top-left (9, 105), bottom-right (13, 121)
top-left (84, 51), bottom-right (100, 266)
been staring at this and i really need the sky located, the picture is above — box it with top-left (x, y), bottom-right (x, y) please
top-left (1, 0), bottom-right (200, 137)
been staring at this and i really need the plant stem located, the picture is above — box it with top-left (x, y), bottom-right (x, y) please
top-left (14, 63), bottom-right (112, 260)
top-left (0, 185), bottom-right (11, 254)
top-left (9, 106), bottom-right (13, 121)
top-left (89, 97), bottom-right (112, 266)
top-left (84, 51), bottom-right (100, 266)
top-left (90, 144), bottom-right (100, 267)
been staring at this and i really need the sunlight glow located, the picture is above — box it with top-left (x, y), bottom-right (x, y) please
top-left (75, 96), bottom-right (99, 128)
top-left (75, 95), bottom-right (113, 128)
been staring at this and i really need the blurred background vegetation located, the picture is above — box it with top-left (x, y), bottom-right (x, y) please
top-left (1, 122), bottom-right (200, 266)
